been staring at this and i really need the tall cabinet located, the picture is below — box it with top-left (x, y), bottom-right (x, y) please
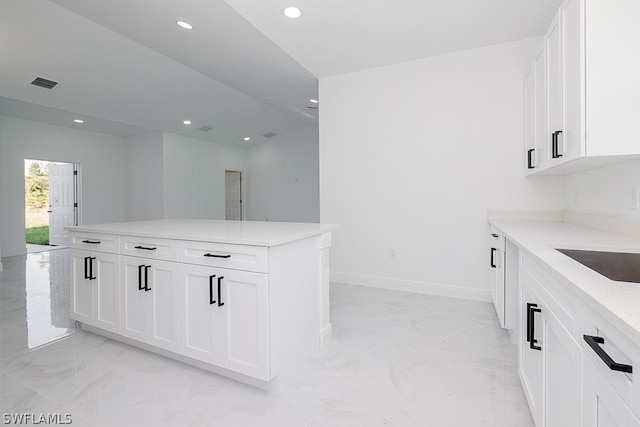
top-left (524, 0), bottom-right (640, 174)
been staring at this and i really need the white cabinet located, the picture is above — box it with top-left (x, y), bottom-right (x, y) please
top-left (583, 358), bottom-right (640, 427)
top-left (179, 263), bottom-right (270, 381)
top-left (121, 256), bottom-right (179, 352)
top-left (518, 254), bottom-right (582, 427)
top-left (68, 220), bottom-right (334, 391)
top-left (489, 228), bottom-right (517, 330)
top-left (524, 42), bottom-right (547, 171)
top-left (71, 249), bottom-right (120, 333)
top-left (524, 0), bottom-right (640, 174)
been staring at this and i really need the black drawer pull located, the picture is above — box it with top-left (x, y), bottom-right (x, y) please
top-left (218, 276), bottom-right (225, 307)
top-left (490, 248), bottom-right (497, 268)
top-left (584, 335), bottom-right (633, 374)
top-left (209, 275), bottom-right (216, 305)
top-left (134, 245), bottom-right (157, 251)
top-left (204, 253), bottom-right (231, 259)
top-left (82, 240), bottom-right (101, 244)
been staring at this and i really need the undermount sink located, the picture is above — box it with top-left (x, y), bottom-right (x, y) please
top-left (556, 248), bottom-right (640, 283)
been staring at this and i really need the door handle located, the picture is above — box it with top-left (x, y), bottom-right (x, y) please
top-left (84, 257), bottom-right (91, 279)
top-left (527, 148), bottom-right (535, 169)
top-left (584, 335), bottom-right (633, 374)
top-left (490, 248), bottom-right (497, 268)
top-left (138, 264), bottom-right (145, 290)
top-left (144, 265), bottom-right (151, 291)
top-left (218, 276), bottom-right (225, 307)
top-left (527, 303), bottom-right (542, 351)
top-left (209, 275), bottom-right (216, 305)
top-left (552, 130), bottom-right (563, 158)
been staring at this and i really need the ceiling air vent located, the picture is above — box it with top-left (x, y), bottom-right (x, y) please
top-left (262, 132), bottom-right (276, 138)
top-left (198, 125), bottom-right (213, 132)
top-left (31, 77), bottom-right (58, 89)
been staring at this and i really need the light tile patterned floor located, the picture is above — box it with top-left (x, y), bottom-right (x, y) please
top-left (0, 250), bottom-right (534, 426)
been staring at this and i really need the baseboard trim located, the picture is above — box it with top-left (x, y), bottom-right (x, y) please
top-left (319, 324), bottom-right (332, 349)
top-left (330, 272), bottom-right (491, 303)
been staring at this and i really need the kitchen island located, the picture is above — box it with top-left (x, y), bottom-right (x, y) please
top-left (67, 219), bottom-right (338, 391)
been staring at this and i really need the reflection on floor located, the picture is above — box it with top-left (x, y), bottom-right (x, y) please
top-left (0, 250), bottom-right (534, 427)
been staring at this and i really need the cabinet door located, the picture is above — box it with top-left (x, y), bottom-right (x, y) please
top-left (546, 10), bottom-right (564, 162)
top-left (92, 252), bottom-right (120, 333)
top-left (534, 44), bottom-right (548, 169)
top-left (519, 280), bottom-right (544, 427)
top-left (179, 264), bottom-right (220, 364)
top-left (490, 246), bottom-right (505, 328)
top-left (71, 249), bottom-right (93, 324)
top-left (583, 358), bottom-right (640, 427)
top-left (122, 256), bottom-right (148, 341)
top-left (545, 309), bottom-right (582, 426)
top-left (561, 0), bottom-right (583, 161)
top-left (218, 270), bottom-right (270, 380)
top-left (146, 259), bottom-right (179, 352)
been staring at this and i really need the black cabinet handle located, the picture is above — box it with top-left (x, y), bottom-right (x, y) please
top-left (584, 335), bottom-right (633, 374)
top-left (552, 130), bottom-right (563, 158)
top-left (138, 264), bottom-right (145, 290)
top-left (209, 275), bottom-right (216, 305)
top-left (144, 265), bottom-right (151, 291)
top-left (134, 245), bottom-right (157, 251)
top-left (527, 148), bottom-right (535, 169)
top-left (490, 248), bottom-right (497, 268)
top-left (84, 256), bottom-right (91, 279)
top-left (204, 253), bottom-right (231, 259)
top-left (82, 240), bottom-right (101, 244)
top-left (527, 303), bottom-right (542, 351)
top-left (218, 276), bottom-right (225, 307)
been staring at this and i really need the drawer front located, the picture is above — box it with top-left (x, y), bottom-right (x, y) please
top-left (178, 241), bottom-right (268, 272)
top-left (121, 236), bottom-right (178, 261)
top-left (582, 309), bottom-right (640, 415)
top-left (71, 232), bottom-right (119, 253)
top-left (490, 226), bottom-right (506, 251)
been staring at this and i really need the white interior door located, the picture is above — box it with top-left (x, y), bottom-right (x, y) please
top-left (48, 163), bottom-right (75, 246)
top-left (225, 171), bottom-right (243, 220)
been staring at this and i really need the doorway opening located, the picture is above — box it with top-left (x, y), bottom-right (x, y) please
top-left (225, 170), bottom-right (244, 220)
top-left (24, 159), bottom-right (80, 252)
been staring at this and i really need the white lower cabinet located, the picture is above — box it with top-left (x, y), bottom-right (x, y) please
top-left (121, 256), bottom-right (179, 352)
top-left (71, 249), bottom-right (120, 333)
top-left (179, 263), bottom-right (270, 381)
top-left (583, 358), bottom-right (640, 427)
top-left (519, 256), bottom-right (582, 427)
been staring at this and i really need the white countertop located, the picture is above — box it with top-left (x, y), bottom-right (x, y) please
top-left (490, 219), bottom-right (640, 346)
top-left (67, 219), bottom-right (339, 247)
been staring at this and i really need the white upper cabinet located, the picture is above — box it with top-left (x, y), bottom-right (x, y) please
top-left (524, 0), bottom-right (640, 175)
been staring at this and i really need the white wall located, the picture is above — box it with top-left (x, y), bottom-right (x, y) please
top-left (162, 133), bottom-right (246, 219)
top-left (565, 159), bottom-right (640, 216)
top-left (319, 39), bottom-right (565, 300)
top-left (0, 116), bottom-right (126, 256)
top-left (123, 132), bottom-right (164, 221)
top-left (245, 125), bottom-right (319, 222)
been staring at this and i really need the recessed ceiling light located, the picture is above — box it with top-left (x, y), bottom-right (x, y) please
top-left (283, 6), bottom-right (302, 19)
top-left (176, 20), bottom-right (194, 30)
top-left (243, 137), bottom-right (251, 141)
top-left (310, 98), bottom-right (318, 104)
top-left (183, 120), bottom-right (192, 125)
top-left (73, 119), bottom-right (84, 124)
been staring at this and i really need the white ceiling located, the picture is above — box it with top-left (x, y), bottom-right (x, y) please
top-left (0, 0), bottom-right (561, 147)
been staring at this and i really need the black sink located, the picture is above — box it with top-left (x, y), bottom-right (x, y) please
top-left (556, 248), bottom-right (640, 283)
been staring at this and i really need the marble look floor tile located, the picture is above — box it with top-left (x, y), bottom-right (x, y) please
top-left (0, 251), bottom-right (533, 426)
